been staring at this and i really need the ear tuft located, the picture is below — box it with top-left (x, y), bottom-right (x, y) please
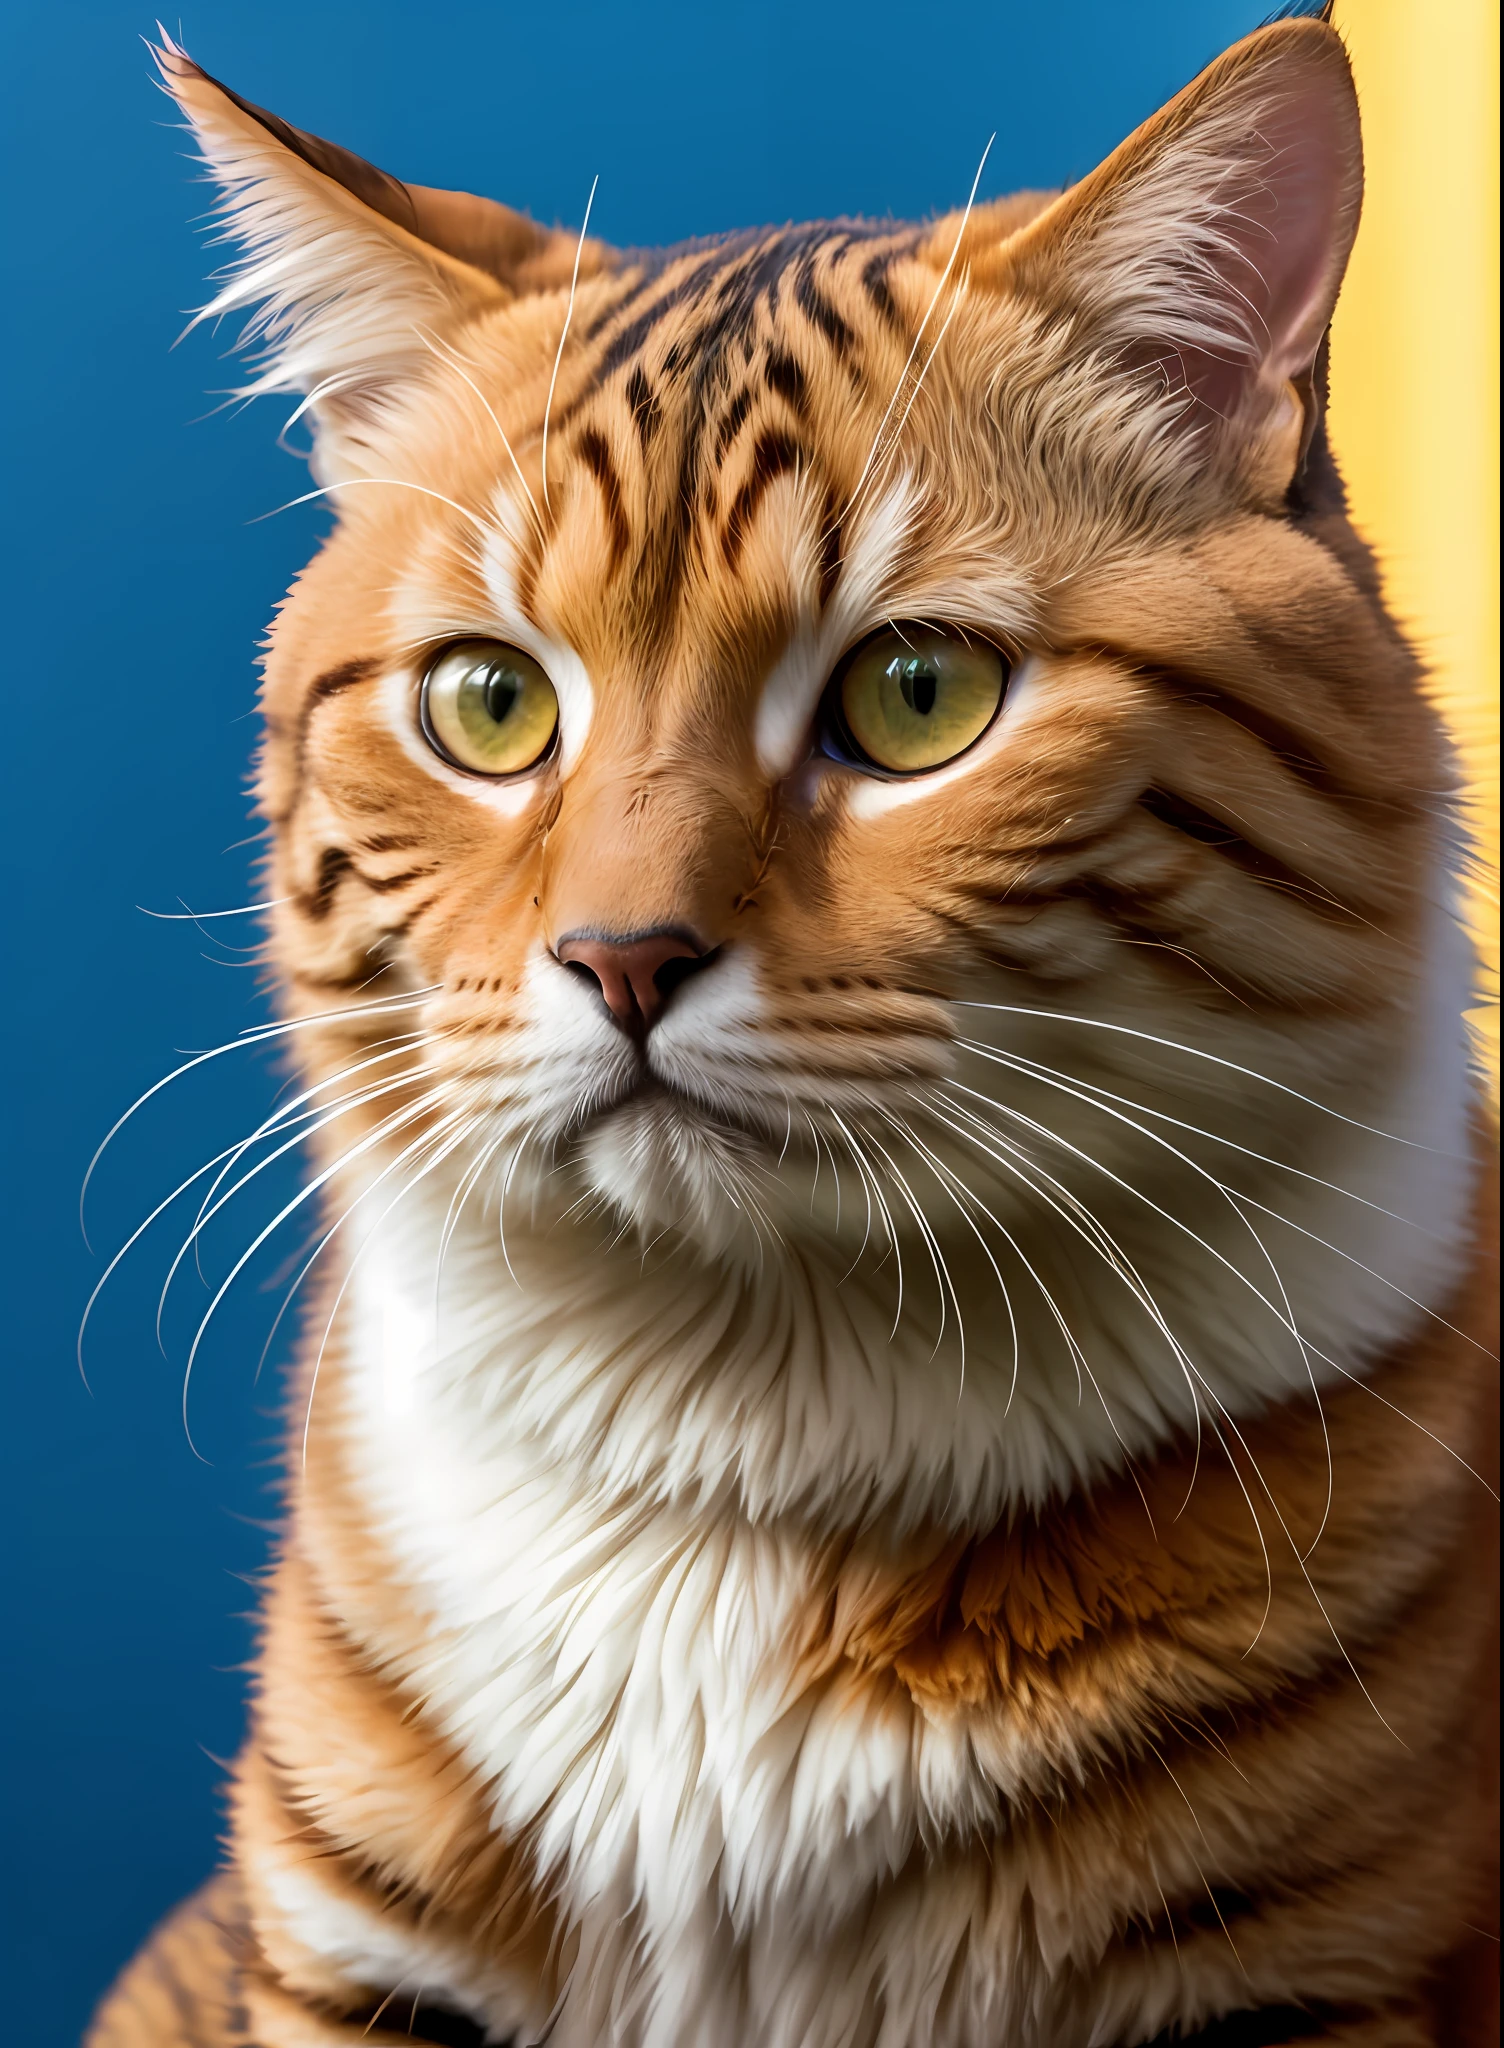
top-left (152, 34), bottom-right (613, 482)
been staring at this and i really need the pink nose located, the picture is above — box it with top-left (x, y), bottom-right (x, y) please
top-left (555, 928), bottom-right (713, 1035)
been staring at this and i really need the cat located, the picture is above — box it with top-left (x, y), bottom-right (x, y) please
top-left (88, 17), bottom-right (1497, 2048)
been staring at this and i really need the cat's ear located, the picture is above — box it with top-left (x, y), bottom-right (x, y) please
top-left (155, 36), bottom-right (611, 483)
top-left (995, 17), bottom-right (1362, 499)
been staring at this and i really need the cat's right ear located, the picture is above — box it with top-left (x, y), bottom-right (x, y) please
top-left (154, 36), bottom-right (610, 484)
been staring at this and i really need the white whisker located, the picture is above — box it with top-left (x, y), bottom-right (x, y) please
top-left (416, 328), bottom-right (545, 540)
top-left (77, 1139), bottom-right (255, 1389)
top-left (138, 896), bottom-right (289, 921)
top-left (185, 1032), bottom-right (428, 1286)
top-left (952, 1003), bottom-right (1457, 1154)
top-left (79, 985), bottom-right (439, 1240)
top-left (816, 1113), bottom-right (876, 1284)
top-left (856, 1119), bottom-right (960, 1366)
top-left (826, 1110), bottom-right (905, 1333)
top-left (908, 1092), bottom-right (1165, 1505)
top-left (991, 1043), bottom-right (1453, 1247)
top-left (875, 1105), bottom-right (1017, 1404)
top-left (952, 1055), bottom-right (1325, 1532)
top-left (178, 1087), bottom-right (448, 1456)
top-left (840, 134), bottom-right (994, 525)
top-left (257, 476), bottom-right (493, 536)
top-left (541, 175), bottom-right (599, 513)
top-left (435, 1124), bottom-right (511, 1322)
top-left (158, 1065), bottom-right (436, 1353)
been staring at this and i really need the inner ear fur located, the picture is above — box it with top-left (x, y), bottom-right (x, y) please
top-left (975, 18), bottom-right (1364, 498)
top-left (155, 36), bottom-right (617, 481)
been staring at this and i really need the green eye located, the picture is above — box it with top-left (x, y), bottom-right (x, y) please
top-left (421, 641), bottom-right (559, 776)
top-left (834, 626), bottom-right (1007, 774)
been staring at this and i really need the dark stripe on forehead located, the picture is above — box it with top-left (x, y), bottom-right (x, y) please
top-left (794, 256), bottom-right (857, 361)
top-left (592, 250), bottom-right (734, 381)
top-left (581, 265), bottom-right (657, 343)
top-left (713, 388), bottom-right (754, 466)
top-left (690, 233), bottom-right (817, 356)
top-left (575, 427), bottom-right (631, 573)
top-left (861, 250), bottom-right (906, 332)
top-left (548, 221), bottom-right (902, 606)
top-left (592, 222), bottom-right (893, 390)
top-left (723, 428), bottom-right (803, 567)
top-left (764, 347), bottom-right (809, 415)
top-left (660, 237), bottom-right (818, 407)
top-left (624, 364), bottom-right (661, 451)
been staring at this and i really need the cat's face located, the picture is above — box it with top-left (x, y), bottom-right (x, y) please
top-left (163, 26), bottom-right (1462, 1369)
top-left (261, 208), bottom-right (1243, 1258)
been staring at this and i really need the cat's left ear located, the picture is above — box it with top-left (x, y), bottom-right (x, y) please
top-left (991, 17), bottom-right (1362, 501)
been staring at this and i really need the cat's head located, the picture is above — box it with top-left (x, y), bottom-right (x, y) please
top-left (158, 23), bottom-right (1468, 1457)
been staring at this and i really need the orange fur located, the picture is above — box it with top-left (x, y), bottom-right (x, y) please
top-left (91, 20), bottom-right (1497, 2048)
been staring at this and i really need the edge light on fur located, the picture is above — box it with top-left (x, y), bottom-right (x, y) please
top-left (90, 18), bottom-right (1498, 2048)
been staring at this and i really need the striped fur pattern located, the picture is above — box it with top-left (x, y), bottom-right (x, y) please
top-left (91, 21), bottom-right (1497, 2048)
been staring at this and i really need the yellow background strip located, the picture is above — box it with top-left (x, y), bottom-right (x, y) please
top-left (1329, 0), bottom-right (1500, 1084)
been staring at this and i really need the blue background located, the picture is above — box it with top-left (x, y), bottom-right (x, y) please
top-left (2, 2), bottom-right (1269, 2036)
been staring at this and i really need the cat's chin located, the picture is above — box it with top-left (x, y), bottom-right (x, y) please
top-left (575, 1089), bottom-right (774, 1263)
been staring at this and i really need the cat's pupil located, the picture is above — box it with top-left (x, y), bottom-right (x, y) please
top-left (481, 664), bottom-right (522, 724)
top-left (895, 660), bottom-right (938, 718)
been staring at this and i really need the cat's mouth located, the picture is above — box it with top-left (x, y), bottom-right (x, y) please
top-left (572, 1071), bottom-right (769, 1149)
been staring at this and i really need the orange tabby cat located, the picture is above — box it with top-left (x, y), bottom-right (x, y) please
top-left (90, 18), bottom-right (1497, 2047)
